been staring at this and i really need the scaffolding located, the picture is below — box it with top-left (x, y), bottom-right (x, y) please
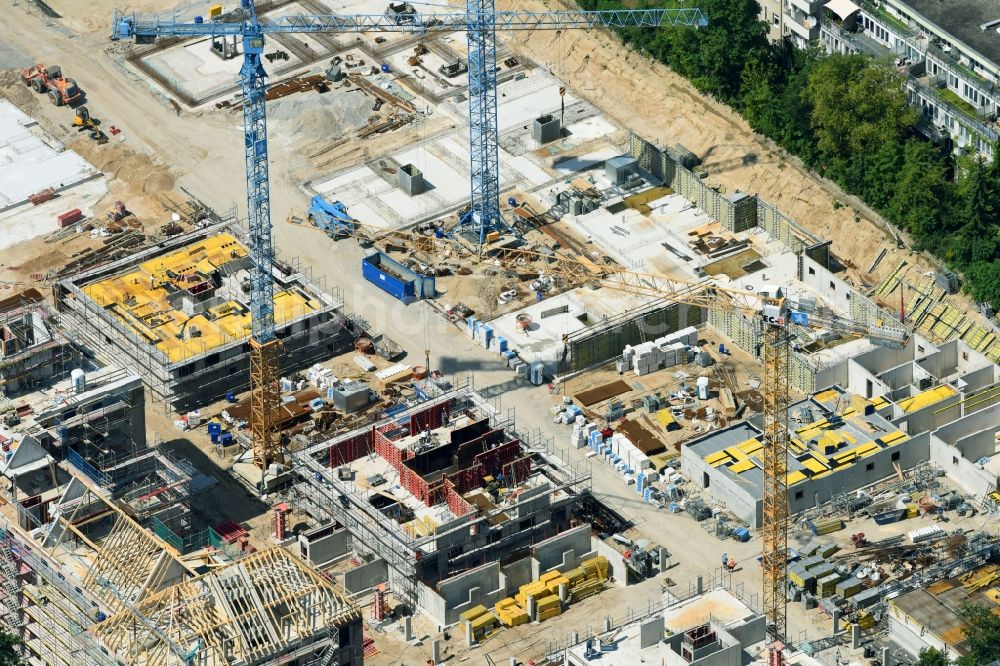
top-left (92, 547), bottom-right (360, 666)
top-left (55, 221), bottom-right (349, 412)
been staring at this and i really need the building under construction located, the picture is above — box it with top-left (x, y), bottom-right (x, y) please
top-left (53, 222), bottom-right (355, 411)
top-left (0, 312), bottom-right (363, 664)
top-left (0, 292), bottom-right (81, 399)
top-left (286, 380), bottom-right (596, 626)
top-left (684, 335), bottom-right (1000, 526)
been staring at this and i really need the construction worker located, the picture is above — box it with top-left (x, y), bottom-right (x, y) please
top-left (727, 557), bottom-right (737, 572)
top-left (721, 552), bottom-right (728, 567)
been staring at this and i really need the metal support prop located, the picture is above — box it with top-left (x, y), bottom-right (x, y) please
top-left (761, 324), bottom-right (790, 642)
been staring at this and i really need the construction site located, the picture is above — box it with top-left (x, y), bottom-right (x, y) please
top-left (0, 1), bottom-right (996, 665)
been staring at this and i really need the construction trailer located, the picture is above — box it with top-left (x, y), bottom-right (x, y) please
top-left (53, 222), bottom-right (355, 411)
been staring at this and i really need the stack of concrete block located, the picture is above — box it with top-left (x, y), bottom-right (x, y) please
top-left (630, 341), bottom-right (666, 376)
top-left (624, 326), bottom-right (700, 377)
top-left (571, 419), bottom-right (598, 449)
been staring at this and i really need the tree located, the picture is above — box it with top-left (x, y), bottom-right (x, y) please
top-left (803, 55), bottom-right (918, 160)
top-left (0, 632), bottom-right (23, 666)
top-left (956, 602), bottom-right (1000, 665)
top-left (954, 159), bottom-right (1000, 265)
top-left (915, 647), bottom-right (950, 666)
top-left (887, 139), bottom-right (952, 248)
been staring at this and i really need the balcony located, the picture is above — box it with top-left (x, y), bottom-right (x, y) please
top-left (908, 76), bottom-right (1000, 145)
top-left (785, 12), bottom-right (818, 41)
top-left (927, 45), bottom-right (997, 94)
top-left (789, 0), bottom-right (824, 15)
top-left (821, 20), bottom-right (890, 58)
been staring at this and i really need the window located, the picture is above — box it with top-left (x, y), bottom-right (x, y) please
top-left (773, 13), bottom-right (780, 25)
top-left (891, 451), bottom-right (900, 462)
top-left (866, 463), bottom-right (875, 471)
top-left (794, 490), bottom-right (804, 500)
top-left (808, 267), bottom-right (816, 276)
top-left (953, 456), bottom-right (959, 465)
top-left (829, 281), bottom-right (836, 290)
top-left (703, 472), bottom-right (711, 488)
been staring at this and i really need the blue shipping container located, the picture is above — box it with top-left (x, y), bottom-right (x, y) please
top-left (362, 252), bottom-right (436, 303)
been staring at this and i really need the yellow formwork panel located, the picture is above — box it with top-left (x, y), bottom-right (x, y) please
top-left (881, 431), bottom-right (907, 445)
top-left (83, 233), bottom-right (320, 363)
top-left (814, 389), bottom-right (839, 404)
top-left (729, 459), bottom-right (756, 474)
top-left (801, 457), bottom-right (828, 475)
top-left (786, 471), bottom-right (807, 486)
top-left (738, 438), bottom-right (764, 455)
top-left (704, 450), bottom-right (731, 466)
top-left (724, 446), bottom-right (748, 461)
top-left (898, 385), bottom-right (958, 413)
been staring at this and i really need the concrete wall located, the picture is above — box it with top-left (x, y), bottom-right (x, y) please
top-left (931, 405), bottom-right (1000, 495)
top-left (433, 561), bottom-right (506, 626)
top-left (893, 392), bottom-right (963, 435)
top-left (688, 429), bottom-right (930, 528)
top-left (662, 630), bottom-right (741, 666)
top-left (343, 558), bottom-right (388, 594)
top-left (888, 607), bottom-right (962, 662)
top-left (681, 436), bottom-right (761, 527)
top-left (532, 524), bottom-right (593, 575)
top-left (299, 526), bottom-right (351, 566)
top-left (930, 434), bottom-right (997, 496)
top-left (592, 536), bottom-right (629, 587)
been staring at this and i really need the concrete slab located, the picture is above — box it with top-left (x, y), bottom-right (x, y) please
top-left (0, 101), bottom-right (106, 251)
top-left (142, 37), bottom-right (304, 103)
top-left (489, 286), bottom-right (659, 372)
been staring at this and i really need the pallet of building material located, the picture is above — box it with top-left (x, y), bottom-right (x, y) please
top-left (470, 612), bottom-right (499, 638)
top-left (537, 606), bottom-right (562, 621)
top-left (536, 594), bottom-right (561, 613)
top-left (514, 581), bottom-right (549, 607)
top-left (494, 598), bottom-right (528, 627)
top-left (569, 578), bottom-right (605, 602)
top-left (541, 572), bottom-right (569, 595)
top-left (806, 517), bottom-right (843, 536)
top-left (459, 605), bottom-right (490, 624)
top-left (580, 555), bottom-right (609, 580)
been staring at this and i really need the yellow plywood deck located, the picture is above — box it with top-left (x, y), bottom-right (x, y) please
top-left (82, 233), bottom-right (320, 363)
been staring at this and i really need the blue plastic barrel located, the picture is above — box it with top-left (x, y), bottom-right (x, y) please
top-left (194, 15), bottom-right (204, 23)
top-left (380, 63), bottom-right (390, 73)
top-left (507, 196), bottom-right (517, 207)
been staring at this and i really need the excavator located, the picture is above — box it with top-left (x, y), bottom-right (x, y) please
top-left (71, 106), bottom-right (108, 145)
top-left (21, 63), bottom-right (82, 107)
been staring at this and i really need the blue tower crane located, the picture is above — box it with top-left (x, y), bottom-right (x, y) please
top-left (112, 1), bottom-right (706, 472)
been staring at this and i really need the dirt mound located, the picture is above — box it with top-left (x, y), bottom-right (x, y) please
top-left (0, 69), bottom-right (42, 116)
top-left (68, 139), bottom-right (176, 195)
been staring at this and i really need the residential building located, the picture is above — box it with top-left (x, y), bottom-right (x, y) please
top-left (817, 0), bottom-right (1000, 157)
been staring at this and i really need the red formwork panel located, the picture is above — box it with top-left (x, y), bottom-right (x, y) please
top-left (328, 430), bottom-right (374, 468)
top-left (474, 439), bottom-right (521, 478)
top-left (409, 399), bottom-right (452, 435)
top-left (446, 484), bottom-right (473, 517)
top-left (375, 428), bottom-right (406, 471)
top-left (503, 456), bottom-right (532, 485)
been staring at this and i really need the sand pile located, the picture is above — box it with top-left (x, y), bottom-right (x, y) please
top-left (69, 139), bottom-right (176, 195)
top-left (269, 90), bottom-right (374, 145)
